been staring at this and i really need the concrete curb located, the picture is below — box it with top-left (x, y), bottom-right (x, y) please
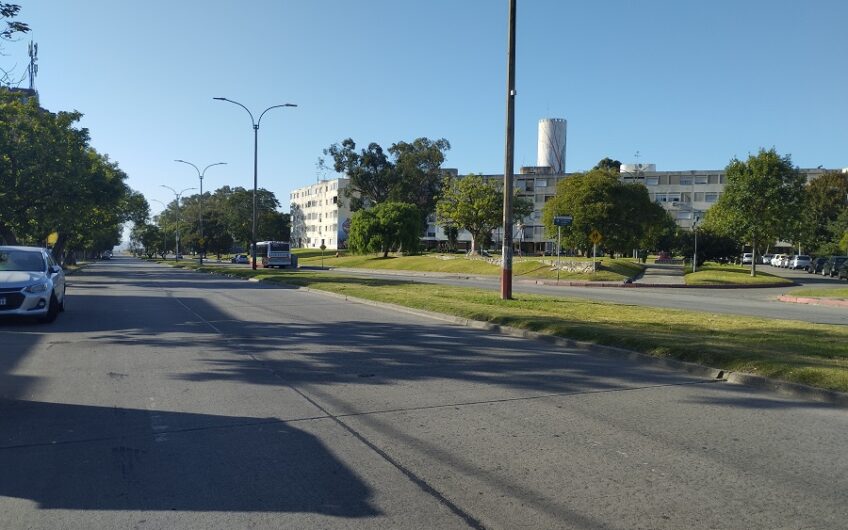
top-left (778, 295), bottom-right (848, 308)
top-left (175, 262), bottom-right (848, 408)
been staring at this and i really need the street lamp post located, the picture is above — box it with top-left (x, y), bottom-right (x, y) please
top-left (692, 215), bottom-right (700, 273)
top-left (160, 185), bottom-right (196, 260)
top-left (214, 97), bottom-right (296, 270)
top-left (150, 199), bottom-right (170, 258)
top-left (174, 160), bottom-right (226, 265)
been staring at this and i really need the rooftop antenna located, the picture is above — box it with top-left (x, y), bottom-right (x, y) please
top-left (634, 149), bottom-right (641, 170)
top-left (27, 41), bottom-right (38, 90)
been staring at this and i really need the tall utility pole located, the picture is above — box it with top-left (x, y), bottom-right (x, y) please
top-left (500, 0), bottom-right (517, 300)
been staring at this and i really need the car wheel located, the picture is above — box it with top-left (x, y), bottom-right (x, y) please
top-left (58, 287), bottom-right (66, 312)
top-left (38, 292), bottom-right (59, 323)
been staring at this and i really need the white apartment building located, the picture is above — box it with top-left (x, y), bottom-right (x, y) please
top-left (289, 178), bottom-right (353, 250)
top-left (620, 164), bottom-right (835, 230)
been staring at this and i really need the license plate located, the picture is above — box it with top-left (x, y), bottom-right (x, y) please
top-left (0, 298), bottom-right (5, 306)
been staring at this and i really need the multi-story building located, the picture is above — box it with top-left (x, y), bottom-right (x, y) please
top-left (619, 163), bottom-right (836, 230)
top-left (289, 179), bottom-right (353, 250)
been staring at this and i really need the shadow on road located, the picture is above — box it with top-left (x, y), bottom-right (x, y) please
top-left (0, 399), bottom-right (379, 516)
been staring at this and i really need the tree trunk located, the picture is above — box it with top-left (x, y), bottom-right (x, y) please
top-left (751, 239), bottom-right (757, 277)
top-left (0, 223), bottom-right (18, 245)
top-left (52, 233), bottom-right (68, 265)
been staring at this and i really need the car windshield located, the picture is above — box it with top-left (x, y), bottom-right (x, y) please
top-left (0, 250), bottom-right (46, 272)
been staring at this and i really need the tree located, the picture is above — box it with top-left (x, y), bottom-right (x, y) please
top-left (593, 157), bottom-right (622, 173)
top-left (436, 174), bottom-right (532, 255)
top-left (704, 148), bottom-right (805, 276)
top-left (541, 168), bottom-right (669, 255)
top-left (1, 3), bottom-right (30, 87)
top-left (801, 171), bottom-right (848, 254)
top-left (347, 202), bottom-right (421, 257)
top-left (323, 137), bottom-right (450, 212)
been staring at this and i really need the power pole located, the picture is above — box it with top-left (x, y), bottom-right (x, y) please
top-left (500, 0), bottom-right (517, 300)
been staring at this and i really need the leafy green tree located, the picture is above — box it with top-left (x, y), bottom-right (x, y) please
top-left (542, 168), bottom-right (668, 255)
top-left (323, 137), bottom-right (450, 213)
top-left (704, 148), bottom-right (804, 276)
top-left (801, 171), bottom-right (848, 254)
top-left (0, 3), bottom-right (27, 42)
top-left (348, 202), bottom-right (421, 257)
top-left (436, 174), bottom-right (532, 255)
top-left (593, 157), bottom-right (622, 172)
top-left (673, 227), bottom-right (742, 267)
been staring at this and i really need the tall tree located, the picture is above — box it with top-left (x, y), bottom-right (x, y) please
top-left (348, 202), bottom-right (421, 257)
top-left (323, 137), bottom-right (450, 212)
top-left (704, 148), bottom-right (805, 276)
top-left (802, 171), bottom-right (848, 254)
top-left (541, 168), bottom-right (669, 255)
top-left (436, 174), bottom-right (532, 255)
top-left (593, 157), bottom-right (622, 173)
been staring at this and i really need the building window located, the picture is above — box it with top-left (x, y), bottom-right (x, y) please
top-left (646, 176), bottom-right (659, 186)
top-left (655, 193), bottom-right (667, 203)
top-left (705, 192), bottom-right (718, 203)
top-left (534, 178), bottom-right (548, 188)
top-left (694, 175), bottom-right (708, 185)
top-left (679, 177), bottom-right (692, 185)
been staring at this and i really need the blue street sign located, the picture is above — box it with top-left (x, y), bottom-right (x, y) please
top-left (554, 215), bottom-right (573, 227)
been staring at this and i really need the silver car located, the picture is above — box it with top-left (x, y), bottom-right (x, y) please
top-left (0, 246), bottom-right (66, 322)
top-left (789, 255), bottom-right (812, 270)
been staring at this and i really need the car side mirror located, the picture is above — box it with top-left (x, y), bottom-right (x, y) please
top-left (51, 265), bottom-right (63, 274)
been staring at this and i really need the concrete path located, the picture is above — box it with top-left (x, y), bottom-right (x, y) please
top-left (632, 262), bottom-right (686, 285)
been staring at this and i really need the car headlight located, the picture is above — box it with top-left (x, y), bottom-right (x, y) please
top-left (24, 282), bottom-right (49, 293)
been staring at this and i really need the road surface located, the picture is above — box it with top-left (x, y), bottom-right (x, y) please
top-left (1, 258), bottom-right (845, 529)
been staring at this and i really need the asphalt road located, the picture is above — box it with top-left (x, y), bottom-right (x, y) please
top-left (1, 258), bottom-right (846, 529)
top-left (312, 264), bottom-right (848, 325)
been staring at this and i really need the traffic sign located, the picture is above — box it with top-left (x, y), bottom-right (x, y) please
top-left (553, 215), bottom-right (573, 227)
top-left (589, 229), bottom-right (603, 244)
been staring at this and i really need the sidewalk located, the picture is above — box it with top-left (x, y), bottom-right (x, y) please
top-left (632, 262), bottom-right (686, 285)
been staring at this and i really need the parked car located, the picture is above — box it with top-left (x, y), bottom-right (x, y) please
top-left (770, 254), bottom-right (784, 267)
top-left (807, 257), bottom-right (828, 274)
top-left (0, 246), bottom-right (66, 323)
top-left (230, 254), bottom-right (249, 264)
top-left (822, 256), bottom-right (848, 277)
top-left (761, 253), bottom-right (774, 265)
top-left (741, 252), bottom-right (754, 265)
top-left (838, 262), bottom-right (848, 281)
top-left (789, 255), bottom-right (811, 270)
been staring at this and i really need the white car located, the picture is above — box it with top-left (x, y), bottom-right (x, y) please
top-left (0, 246), bottom-right (66, 323)
top-left (789, 255), bottom-right (811, 270)
top-left (741, 253), bottom-right (754, 265)
top-left (761, 253), bottom-right (774, 265)
top-left (771, 254), bottom-right (785, 267)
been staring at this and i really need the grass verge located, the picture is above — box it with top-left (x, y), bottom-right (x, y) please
top-left (170, 261), bottom-right (848, 393)
top-left (787, 287), bottom-right (848, 300)
top-left (294, 253), bottom-right (643, 282)
top-left (685, 264), bottom-right (793, 286)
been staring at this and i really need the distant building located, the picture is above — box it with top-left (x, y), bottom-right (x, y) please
top-left (618, 164), bottom-right (835, 230)
top-left (289, 179), bottom-right (353, 250)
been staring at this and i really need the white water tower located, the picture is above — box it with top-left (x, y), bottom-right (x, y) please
top-left (537, 118), bottom-right (567, 174)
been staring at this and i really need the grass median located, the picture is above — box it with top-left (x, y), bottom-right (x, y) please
top-left (685, 264), bottom-right (793, 286)
top-left (787, 287), bottom-right (848, 300)
top-left (295, 252), bottom-right (644, 282)
top-left (169, 261), bottom-right (848, 393)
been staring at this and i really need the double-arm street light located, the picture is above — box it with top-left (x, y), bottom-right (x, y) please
top-left (174, 160), bottom-right (227, 265)
top-left (213, 97), bottom-right (297, 270)
top-left (160, 185), bottom-right (196, 259)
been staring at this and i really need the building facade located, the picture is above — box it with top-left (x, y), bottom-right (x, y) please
top-left (289, 179), bottom-right (353, 250)
top-left (619, 164), bottom-right (835, 230)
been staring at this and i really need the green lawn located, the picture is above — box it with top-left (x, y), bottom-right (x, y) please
top-left (685, 264), bottom-right (793, 286)
top-left (294, 252), bottom-right (643, 282)
top-left (788, 287), bottom-right (848, 300)
top-left (169, 262), bottom-right (848, 393)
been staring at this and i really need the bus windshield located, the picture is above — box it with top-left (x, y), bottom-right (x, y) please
top-left (270, 242), bottom-right (290, 252)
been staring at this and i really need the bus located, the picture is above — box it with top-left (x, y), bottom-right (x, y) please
top-left (253, 241), bottom-right (298, 268)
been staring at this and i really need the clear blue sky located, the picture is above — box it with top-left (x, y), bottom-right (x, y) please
top-left (7, 0), bottom-right (848, 218)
